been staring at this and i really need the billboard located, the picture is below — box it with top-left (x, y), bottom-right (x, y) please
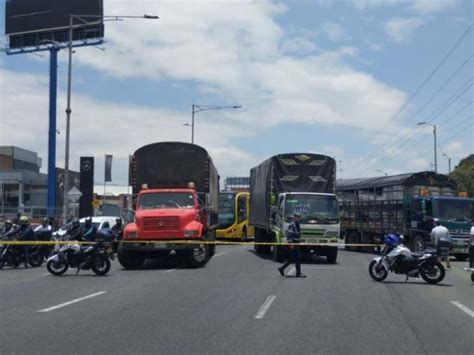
top-left (5, 0), bottom-right (103, 50)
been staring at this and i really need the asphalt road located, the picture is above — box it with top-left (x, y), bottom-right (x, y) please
top-left (1, 246), bottom-right (473, 355)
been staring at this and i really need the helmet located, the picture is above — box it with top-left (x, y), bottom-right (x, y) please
top-left (115, 217), bottom-right (122, 224)
top-left (96, 228), bottom-right (114, 242)
top-left (72, 219), bottom-right (80, 228)
top-left (42, 217), bottom-right (49, 225)
top-left (19, 216), bottom-right (29, 225)
top-left (384, 233), bottom-right (401, 248)
top-left (85, 217), bottom-right (92, 225)
top-left (5, 219), bottom-right (12, 227)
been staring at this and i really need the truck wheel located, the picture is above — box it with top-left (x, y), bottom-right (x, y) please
top-left (347, 232), bottom-right (360, 252)
top-left (410, 235), bottom-right (425, 252)
top-left (272, 245), bottom-right (284, 262)
top-left (209, 245), bottom-right (216, 258)
top-left (326, 247), bottom-right (338, 263)
top-left (453, 254), bottom-right (468, 261)
top-left (118, 252), bottom-right (145, 269)
top-left (185, 245), bottom-right (209, 268)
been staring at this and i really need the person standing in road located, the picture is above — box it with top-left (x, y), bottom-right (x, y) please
top-left (278, 213), bottom-right (306, 278)
top-left (430, 220), bottom-right (451, 269)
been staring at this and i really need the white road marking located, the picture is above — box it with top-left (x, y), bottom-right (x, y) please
top-left (255, 295), bottom-right (277, 319)
top-left (164, 269), bottom-right (176, 273)
top-left (42, 273), bottom-right (50, 276)
top-left (38, 291), bottom-right (107, 313)
top-left (214, 252), bottom-right (228, 257)
top-left (287, 266), bottom-right (296, 276)
top-left (451, 301), bottom-right (474, 318)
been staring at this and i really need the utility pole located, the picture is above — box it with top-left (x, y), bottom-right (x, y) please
top-left (417, 122), bottom-right (437, 173)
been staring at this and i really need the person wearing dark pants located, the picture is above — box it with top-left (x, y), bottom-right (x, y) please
top-left (278, 213), bottom-right (306, 278)
top-left (469, 220), bottom-right (474, 269)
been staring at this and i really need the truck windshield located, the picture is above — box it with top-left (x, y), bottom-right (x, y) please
top-left (285, 194), bottom-right (339, 222)
top-left (218, 193), bottom-right (235, 227)
top-left (433, 199), bottom-right (474, 222)
top-left (138, 192), bottom-right (195, 209)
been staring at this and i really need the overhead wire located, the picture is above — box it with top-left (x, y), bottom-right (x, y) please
top-left (355, 23), bottom-right (473, 159)
top-left (363, 78), bottom-right (473, 170)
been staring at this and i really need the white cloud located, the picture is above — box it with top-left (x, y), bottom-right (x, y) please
top-left (321, 22), bottom-right (349, 42)
top-left (385, 17), bottom-right (425, 43)
top-left (411, 0), bottom-right (461, 13)
top-left (2, 0), bottom-right (412, 183)
top-left (406, 158), bottom-right (430, 171)
top-left (351, 0), bottom-right (407, 10)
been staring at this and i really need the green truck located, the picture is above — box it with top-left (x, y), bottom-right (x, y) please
top-left (249, 153), bottom-right (340, 263)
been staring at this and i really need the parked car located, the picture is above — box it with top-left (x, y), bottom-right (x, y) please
top-left (53, 216), bottom-right (120, 237)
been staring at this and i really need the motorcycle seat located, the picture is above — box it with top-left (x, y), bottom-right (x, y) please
top-left (412, 252), bottom-right (425, 258)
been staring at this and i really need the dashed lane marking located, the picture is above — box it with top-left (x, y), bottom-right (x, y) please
top-left (163, 269), bottom-right (176, 273)
top-left (451, 301), bottom-right (474, 318)
top-left (255, 295), bottom-right (277, 319)
top-left (38, 291), bottom-right (107, 313)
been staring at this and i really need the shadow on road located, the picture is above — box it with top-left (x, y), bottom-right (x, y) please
top-left (246, 248), bottom-right (340, 265)
top-left (382, 280), bottom-right (452, 287)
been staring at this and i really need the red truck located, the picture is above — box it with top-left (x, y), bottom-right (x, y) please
top-left (118, 142), bottom-right (220, 268)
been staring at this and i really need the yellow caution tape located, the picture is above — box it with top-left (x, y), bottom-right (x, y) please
top-left (0, 239), bottom-right (382, 247)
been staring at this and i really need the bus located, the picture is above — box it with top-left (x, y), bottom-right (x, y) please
top-left (217, 191), bottom-right (254, 241)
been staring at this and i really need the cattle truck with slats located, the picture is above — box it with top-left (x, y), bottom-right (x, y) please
top-left (249, 153), bottom-right (340, 263)
top-left (118, 142), bottom-right (219, 268)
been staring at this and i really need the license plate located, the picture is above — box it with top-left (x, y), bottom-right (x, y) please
top-left (153, 243), bottom-right (168, 249)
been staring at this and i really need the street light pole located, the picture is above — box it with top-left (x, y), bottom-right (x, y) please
top-left (187, 104), bottom-right (242, 144)
top-left (417, 122), bottom-right (437, 173)
top-left (62, 13), bottom-right (158, 222)
top-left (443, 153), bottom-right (451, 174)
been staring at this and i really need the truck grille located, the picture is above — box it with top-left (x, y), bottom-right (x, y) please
top-left (143, 217), bottom-right (180, 232)
top-left (301, 229), bottom-right (326, 239)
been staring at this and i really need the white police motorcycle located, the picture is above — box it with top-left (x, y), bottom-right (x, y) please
top-left (369, 234), bottom-right (445, 284)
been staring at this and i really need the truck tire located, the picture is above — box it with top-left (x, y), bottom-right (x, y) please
top-left (118, 252), bottom-right (145, 269)
top-left (326, 247), bottom-right (338, 263)
top-left (347, 232), bottom-right (360, 252)
top-left (185, 245), bottom-right (209, 268)
top-left (272, 245), bottom-right (285, 262)
top-left (410, 235), bottom-right (425, 253)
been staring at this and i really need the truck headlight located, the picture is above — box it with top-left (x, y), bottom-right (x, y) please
top-left (184, 230), bottom-right (199, 237)
top-left (325, 231), bottom-right (339, 238)
top-left (127, 231), bottom-right (138, 238)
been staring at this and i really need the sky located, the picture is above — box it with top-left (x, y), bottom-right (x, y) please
top-left (0, 0), bottom-right (473, 194)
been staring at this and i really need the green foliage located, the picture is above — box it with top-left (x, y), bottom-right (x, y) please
top-left (450, 154), bottom-right (474, 197)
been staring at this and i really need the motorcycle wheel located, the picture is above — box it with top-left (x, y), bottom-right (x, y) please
top-left (369, 260), bottom-right (388, 282)
top-left (420, 261), bottom-right (445, 284)
top-left (0, 259), bottom-right (4, 269)
top-left (28, 253), bottom-right (44, 267)
top-left (46, 259), bottom-right (69, 275)
top-left (91, 255), bottom-right (111, 276)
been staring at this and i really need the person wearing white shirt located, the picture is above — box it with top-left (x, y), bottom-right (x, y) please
top-left (431, 220), bottom-right (451, 269)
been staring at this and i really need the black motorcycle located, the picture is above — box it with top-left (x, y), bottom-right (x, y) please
top-left (0, 236), bottom-right (43, 269)
top-left (46, 234), bottom-right (112, 276)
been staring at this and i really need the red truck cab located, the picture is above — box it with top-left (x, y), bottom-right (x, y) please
top-left (118, 142), bottom-right (219, 269)
top-left (125, 188), bottom-right (205, 240)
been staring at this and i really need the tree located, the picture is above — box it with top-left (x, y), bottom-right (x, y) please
top-left (450, 154), bottom-right (474, 197)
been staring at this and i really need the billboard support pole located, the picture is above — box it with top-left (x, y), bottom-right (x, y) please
top-left (47, 47), bottom-right (59, 218)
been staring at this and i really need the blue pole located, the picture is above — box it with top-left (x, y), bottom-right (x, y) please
top-left (47, 48), bottom-right (58, 217)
